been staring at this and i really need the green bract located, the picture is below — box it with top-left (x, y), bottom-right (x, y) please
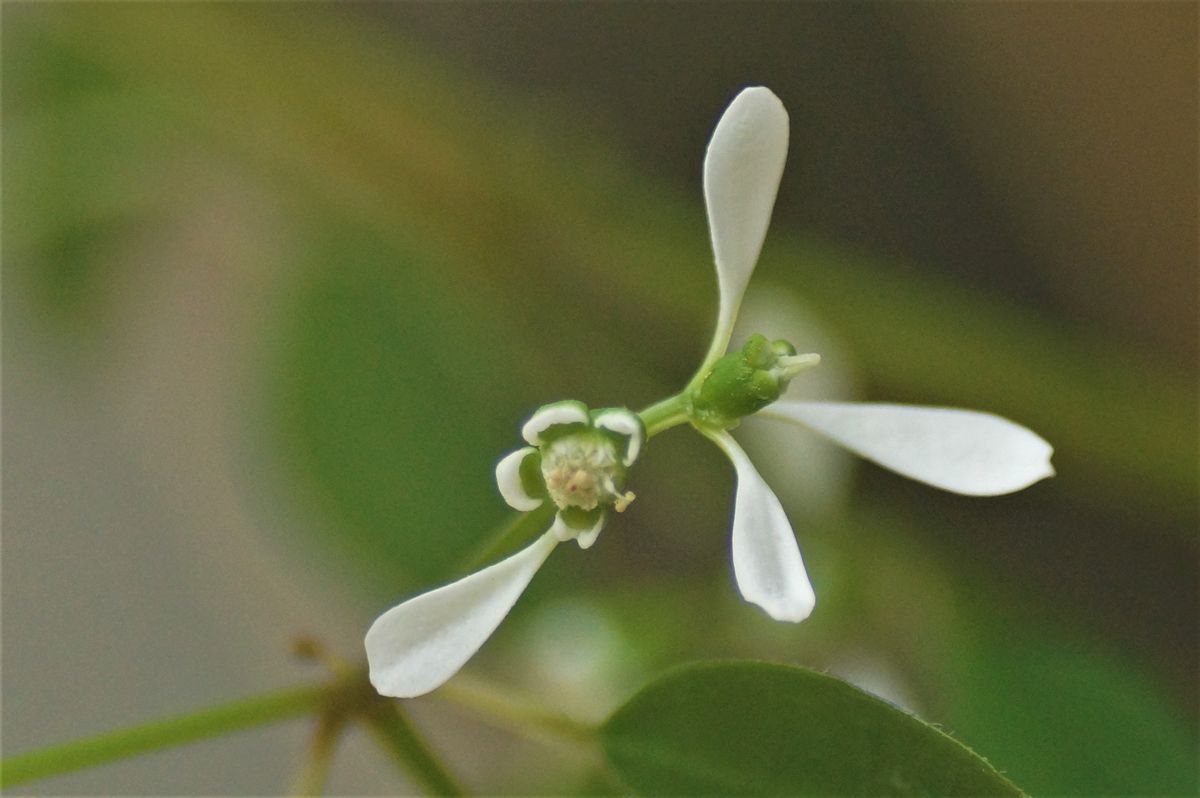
top-left (690, 333), bottom-right (819, 429)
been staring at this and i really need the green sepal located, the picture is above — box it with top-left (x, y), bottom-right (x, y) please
top-left (590, 407), bottom-right (646, 465)
top-left (538, 421), bottom-right (590, 444)
top-left (771, 338), bottom-right (797, 358)
top-left (531, 399), bottom-right (591, 444)
top-left (517, 449), bottom-right (547, 501)
top-left (558, 505), bottom-right (605, 530)
top-left (743, 333), bottom-right (775, 369)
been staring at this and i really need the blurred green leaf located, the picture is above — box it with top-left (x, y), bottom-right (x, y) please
top-left (947, 630), bottom-right (1198, 796)
top-left (271, 223), bottom-right (522, 589)
top-left (601, 661), bottom-right (1022, 796)
top-left (16, 3), bottom-right (1193, 533)
top-left (27, 216), bottom-right (142, 332)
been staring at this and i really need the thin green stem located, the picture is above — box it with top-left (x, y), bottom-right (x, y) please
top-left (363, 701), bottom-right (464, 796)
top-left (0, 357), bottom-right (690, 792)
top-left (436, 675), bottom-right (596, 748)
top-left (684, 303), bottom-right (738, 397)
top-left (0, 683), bottom-right (328, 789)
top-left (289, 712), bottom-right (345, 797)
top-left (638, 393), bottom-right (692, 437)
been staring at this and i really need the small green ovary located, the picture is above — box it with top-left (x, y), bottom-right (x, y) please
top-left (690, 333), bottom-right (819, 429)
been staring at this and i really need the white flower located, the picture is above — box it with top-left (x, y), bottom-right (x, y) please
top-left (687, 87), bottom-right (1052, 624)
top-left (365, 86), bottom-right (1054, 699)
top-left (367, 402), bottom-right (643, 698)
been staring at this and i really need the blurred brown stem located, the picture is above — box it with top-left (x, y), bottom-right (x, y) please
top-left (290, 711), bottom-right (346, 797)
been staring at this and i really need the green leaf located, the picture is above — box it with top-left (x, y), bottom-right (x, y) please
top-left (601, 661), bottom-right (1022, 796)
top-left (947, 631), bottom-right (1199, 796)
top-left (269, 223), bottom-right (519, 589)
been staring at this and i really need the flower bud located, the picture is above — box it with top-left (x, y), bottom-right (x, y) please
top-left (690, 333), bottom-right (819, 428)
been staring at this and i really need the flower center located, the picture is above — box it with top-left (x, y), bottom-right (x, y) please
top-left (540, 433), bottom-right (624, 511)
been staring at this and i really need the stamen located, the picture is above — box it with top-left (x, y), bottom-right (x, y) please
top-left (613, 491), bottom-right (636, 512)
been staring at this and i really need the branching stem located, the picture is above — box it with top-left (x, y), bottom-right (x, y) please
top-left (0, 684), bottom-right (328, 789)
top-left (289, 711), bottom-right (346, 797)
top-left (362, 700), bottom-right (464, 796)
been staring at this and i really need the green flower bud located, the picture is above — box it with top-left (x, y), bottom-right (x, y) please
top-left (689, 334), bottom-right (820, 429)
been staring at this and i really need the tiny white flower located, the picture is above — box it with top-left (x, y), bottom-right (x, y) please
top-left (689, 86), bottom-right (1053, 623)
top-left (367, 403), bottom-right (642, 698)
top-left (365, 86), bottom-right (1054, 698)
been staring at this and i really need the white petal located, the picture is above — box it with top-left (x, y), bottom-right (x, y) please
top-left (522, 400), bottom-right (589, 446)
top-left (575, 524), bottom-right (602, 550)
top-left (495, 447), bottom-right (543, 511)
top-left (701, 87), bottom-right (789, 366)
top-left (732, 284), bottom-right (862, 517)
top-left (549, 514), bottom-right (576, 542)
top-left (365, 532), bottom-right (558, 698)
top-left (549, 511), bottom-right (606, 549)
top-left (592, 408), bottom-right (645, 465)
top-left (762, 401), bottom-right (1055, 496)
top-left (573, 512), bottom-right (606, 550)
top-left (703, 429), bottom-right (815, 623)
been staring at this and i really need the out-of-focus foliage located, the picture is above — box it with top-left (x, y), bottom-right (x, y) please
top-left (4, 3), bottom-right (1195, 795)
top-left (947, 627), bottom-right (1197, 795)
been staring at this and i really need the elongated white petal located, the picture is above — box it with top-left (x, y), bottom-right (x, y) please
top-left (366, 532), bottom-right (558, 697)
top-left (495, 447), bottom-right (543, 511)
top-left (703, 429), bottom-right (815, 623)
top-left (592, 408), bottom-right (645, 465)
top-left (522, 400), bottom-right (589, 446)
top-left (762, 401), bottom-right (1055, 496)
top-left (702, 87), bottom-right (789, 365)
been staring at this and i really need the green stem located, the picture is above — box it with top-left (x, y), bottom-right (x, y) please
top-left (0, 683), bottom-right (327, 789)
top-left (363, 701), bottom-right (464, 796)
top-left (638, 393), bottom-right (691, 437)
top-left (436, 676), bottom-right (595, 747)
top-left (0, 373), bottom-right (688, 793)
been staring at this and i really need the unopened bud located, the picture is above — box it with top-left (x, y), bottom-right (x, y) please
top-left (690, 334), bottom-right (820, 428)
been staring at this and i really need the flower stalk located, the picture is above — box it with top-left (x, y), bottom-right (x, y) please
top-left (637, 393), bottom-right (692, 437)
top-left (289, 711), bottom-right (346, 797)
top-left (361, 699), bottom-right (464, 797)
top-left (0, 684), bottom-right (329, 789)
top-left (436, 675), bottom-right (596, 748)
top-left (0, 665), bottom-right (464, 795)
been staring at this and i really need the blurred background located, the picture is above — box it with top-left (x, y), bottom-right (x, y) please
top-left (3, 3), bottom-right (1196, 795)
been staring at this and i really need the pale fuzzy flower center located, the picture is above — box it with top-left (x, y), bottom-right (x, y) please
top-left (541, 435), bottom-right (622, 511)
